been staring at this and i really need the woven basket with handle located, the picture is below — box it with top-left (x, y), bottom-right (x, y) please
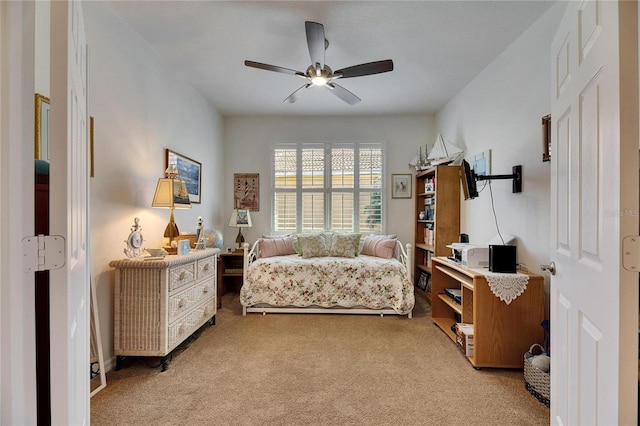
top-left (524, 343), bottom-right (550, 408)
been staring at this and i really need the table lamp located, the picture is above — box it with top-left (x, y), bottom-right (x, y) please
top-left (228, 209), bottom-right (252, 250)
top-left (152, 166), bottom-right (191, 250)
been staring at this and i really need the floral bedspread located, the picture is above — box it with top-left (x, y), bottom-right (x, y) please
top-left (240, 254), bottom-right (415, 315)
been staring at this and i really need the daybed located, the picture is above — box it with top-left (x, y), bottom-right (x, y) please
top-left (239, 233), bottom-right (415, 318)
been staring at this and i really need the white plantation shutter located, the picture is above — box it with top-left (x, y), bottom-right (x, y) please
top-left (331, 192), bottom-right (354, 230)
top-left (273, 143), bottom-right (384, 233)
top-left (302, 193), bottom-right (324, 231)
top-left (274, 147), bottom-right (297, 231)
top-left (358, 146), bottom-right (383, 233)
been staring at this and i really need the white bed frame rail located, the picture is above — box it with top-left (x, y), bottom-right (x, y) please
top-left (241, 240), bottom-right (413, 318)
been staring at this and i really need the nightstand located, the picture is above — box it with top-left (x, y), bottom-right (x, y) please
top-left (218, 251), bottom-right (244, 307)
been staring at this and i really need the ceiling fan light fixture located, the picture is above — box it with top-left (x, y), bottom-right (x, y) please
top-left (244, 21), bottom-right (394, 105)
top-left (311, 76), bottom-right (328, 86)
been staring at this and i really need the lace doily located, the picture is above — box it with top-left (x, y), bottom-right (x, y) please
top-left (485, 273), bottom-right (529, 304)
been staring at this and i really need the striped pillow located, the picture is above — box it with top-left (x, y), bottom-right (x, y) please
top-left (360, 235), bottom-right (397, 259)
top-left (259, 236), bottom-right (297, 258)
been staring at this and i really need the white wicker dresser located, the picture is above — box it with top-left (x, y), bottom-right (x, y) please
top-left (110, 248), bottom-right (220, 371)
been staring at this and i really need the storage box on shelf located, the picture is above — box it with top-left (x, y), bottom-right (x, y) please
top-left (431, 256), bottom-right (544, 368)
top-left (414, 165), bottom-right (461, 303)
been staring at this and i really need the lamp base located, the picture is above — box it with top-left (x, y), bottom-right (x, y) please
top-left (235, 228), bottom-right (245, 250)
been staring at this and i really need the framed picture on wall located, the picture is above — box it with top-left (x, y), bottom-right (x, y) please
top-left (166, 149), bottom-right (202, 204)
top-left (391, 174), bottom-right (411, 199)
top-left (542, 114), bottom-right (551, 162)
top-left (34, 93), bottom-right (50, 161)
top-left (234, 173), bottom-right (259, 211)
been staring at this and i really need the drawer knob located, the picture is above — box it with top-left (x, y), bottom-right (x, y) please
top-left (178, 325), bottom-right (185, 335)
top-left (179, 271), bottom-right (186, 280)
top-left (178, 298), bottom-right (186, 308)
top-left (203, 264), bottom-right (210, 271)
top-left (203, 285), bottom-right (210, 294)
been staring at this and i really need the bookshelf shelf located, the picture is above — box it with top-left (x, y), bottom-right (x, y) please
top-left (437, 293), bottom-right (462, 314)
top-left (417, 264), bottom-right (432, 274)
top-left (413, 165), bottom-right (461, 302)
top-left (432, 317), bottom-right (457, 341)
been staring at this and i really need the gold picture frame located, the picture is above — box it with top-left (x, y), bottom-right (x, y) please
top-left (34, 93), bottom-right (50, 161)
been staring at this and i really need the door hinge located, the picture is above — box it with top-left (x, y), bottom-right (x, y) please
top-left (22, 235), bottom-right (65, 272)
top-left (622, 236), bottom-right (640, 271)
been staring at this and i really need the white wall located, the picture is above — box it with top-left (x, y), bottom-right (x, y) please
top-left (84, 2), bottom-right (224, 368)
top-left (436, 3), bottom-right (565, 315)
top-left (223, 115), bottom-right (434, 247)
top-left (34, 1), bottom-right (49, 97)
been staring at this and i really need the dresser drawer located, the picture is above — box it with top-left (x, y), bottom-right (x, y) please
top-left (169, 262), bottom-right (195, 292)
top-left (168, 277), bottom-right (215, 322)
top-left (196, 255), bottom-right (216, 281)
top-left (168, 298), bottom-right (215, 350)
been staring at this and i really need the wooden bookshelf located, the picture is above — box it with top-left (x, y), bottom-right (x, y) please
top-left (414, 165), bottom-right (461, 303)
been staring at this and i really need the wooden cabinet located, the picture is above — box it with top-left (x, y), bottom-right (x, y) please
top-left (431, 256), bottom-right (544, 368)
top-left (414, 165), bottom-right (461, 302)
top-left (110, 249), bottom-right (219, 371)
top-left (218, 251), bottom-right (244, 304)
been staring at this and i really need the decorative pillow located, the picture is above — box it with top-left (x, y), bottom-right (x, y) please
top-left (259, 236), bottom-right (297, 258)
top-left (294, 232), bottom-right (333, 255)
top-left (297, 234), bottom-right (329, 258)
top-left (360, 235), bottom-right (397, 259)
top-left (358, 233), bottom-right (396, 254)
top-left (262, 233), bottom-right (292, 239)
top-left (329, 233), bottom-right (361, 258)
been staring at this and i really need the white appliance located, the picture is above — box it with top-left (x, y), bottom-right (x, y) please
top-left (447, 243), bottom-right (489, 268)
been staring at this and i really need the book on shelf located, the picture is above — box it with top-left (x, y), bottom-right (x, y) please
top-left (423, 224), bottom-right (435, 246)
top-left (422, 250), bottom-right (433, 266)
top-left (444, 288), bottom-right (462, 304)
top-left (424, 177), bottom-right (435, 192)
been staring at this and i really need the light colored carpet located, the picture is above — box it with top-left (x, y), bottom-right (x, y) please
top-left (91, 293), bottom-right (549, 425)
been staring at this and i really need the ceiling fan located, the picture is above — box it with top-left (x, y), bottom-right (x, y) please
top-left (244, 21), bottom-right (394, 105)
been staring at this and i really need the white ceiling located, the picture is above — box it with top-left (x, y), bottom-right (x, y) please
top-left (104, 1), bottom-right (554, 116)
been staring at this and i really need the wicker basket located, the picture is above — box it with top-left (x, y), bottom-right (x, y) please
top-left (524, 343), bottom-right (550, 408)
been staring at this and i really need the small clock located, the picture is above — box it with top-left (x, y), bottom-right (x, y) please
top-left (124, 217), bottom-right (144, 258)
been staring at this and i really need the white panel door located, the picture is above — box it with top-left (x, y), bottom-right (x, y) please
top-left (49, 1), bottom-right (89, 424)
top-left (550, 1), bottom-right (638, 424)
top-left (0, 1), bottom-right (37, 423)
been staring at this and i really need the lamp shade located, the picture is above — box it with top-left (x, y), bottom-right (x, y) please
top-left (151, 178), bottom-right (191, 209)
top-left (151, 167), bottom-right (192, 245)
top-left (228, 209), bottom-right (252, 228)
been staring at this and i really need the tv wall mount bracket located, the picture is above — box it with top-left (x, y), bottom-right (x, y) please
top-left (476, 165), bottom-right (522, 193)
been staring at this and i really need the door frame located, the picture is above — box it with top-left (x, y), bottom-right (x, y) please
top-left (0, 1), bottom-right (38, 424)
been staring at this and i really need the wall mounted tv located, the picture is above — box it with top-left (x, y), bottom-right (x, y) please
top-left (461, 159), bottom-right (522, 200)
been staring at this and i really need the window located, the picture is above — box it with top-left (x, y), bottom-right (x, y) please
top-left (273, 143), bottom-right (384, 233)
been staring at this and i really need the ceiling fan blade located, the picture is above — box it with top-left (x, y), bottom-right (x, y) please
top-left (334, 60), bottom-right (394, 79)
top-left (244, 60), bottom-right (306, 77)
top-left (283, 84), bottom-right (312, 104)
top-left (305, 21), bottom-right (325, 72)
top-left (325, 83), bottom-right (361, 105)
